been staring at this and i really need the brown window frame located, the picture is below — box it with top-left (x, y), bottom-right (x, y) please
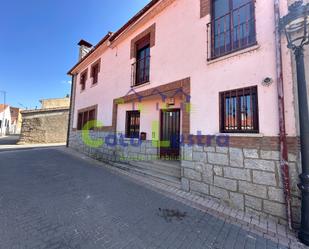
top-left (80, 69), bottom-right (88, 91)
top-left (77, 105), bottom-right (97, 130)
top-left (208, 0), bottom-right (257, 60)
top-left (130, 24), bottom-right (155, 88)
top-left (125, 110), bottom-right (140, 139)
top-left (91, 59), bottom-right (101, 85)
top-left (219, 86), bottom-right (259, 133)
top-left (133, 35), bottom-right (151, 87)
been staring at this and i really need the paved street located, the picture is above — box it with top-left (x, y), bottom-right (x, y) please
top-left (0, 135), bottom-right (19, 145)
top-left (0, 148), bottom-right (288, 249)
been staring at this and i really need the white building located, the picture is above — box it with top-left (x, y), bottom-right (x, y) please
top-left (0, 104), bottom-right (11, 136)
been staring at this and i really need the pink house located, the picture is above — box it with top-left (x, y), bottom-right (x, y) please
top-left (68, 0), bottom-right (302, 228)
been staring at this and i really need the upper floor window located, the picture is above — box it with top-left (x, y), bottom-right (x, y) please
top-left (132, 35), bottom-right (150, 87)
top-left (220, 86), bottom-right (259, 133)
top-left (208, 0), bottom-right (256, 60)
top-left (80, 70), bottom-right (88, 91)
top-left (126, 110), bottom-right (140, 138)
top-left (91, 60), bottom-right (101, 85)
top-left (77, 107), bottom-right (97, 130)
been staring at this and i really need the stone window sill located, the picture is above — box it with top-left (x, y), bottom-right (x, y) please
top-left (207, 44), bottom-right (260, 65)
top-left (131, 81), bottom-right (150, 89)
top-left (215, 133), bottom-right (264, 137)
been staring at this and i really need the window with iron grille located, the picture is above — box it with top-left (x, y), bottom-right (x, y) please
top-left (77, 108), bottom-right (96, 130)
top-left (126, 111), bottom-right (140, 138)
top-left (132, 35), bottom-right (150, 87)
top-left (208, 0), bottom-right (256, 60)
top-left (80, 70), bottom-right (88, 91)
top-left (91, 60), bottom-right (100, 85)
top-left (220, 86), bottom-right (259, 133)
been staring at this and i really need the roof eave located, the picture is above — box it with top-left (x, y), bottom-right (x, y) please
top-left (67, 32), bottom-right (112, 75)
top-left (67, 0), bottom-right (162, 75)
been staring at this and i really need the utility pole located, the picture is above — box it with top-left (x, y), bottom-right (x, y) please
top-left (0, 91), bottom-right (6, 136)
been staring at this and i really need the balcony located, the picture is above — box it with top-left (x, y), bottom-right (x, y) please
top-left (207, 1), bottom-right (257, 60)
top-left (131, 55), bottom-right (150, 87)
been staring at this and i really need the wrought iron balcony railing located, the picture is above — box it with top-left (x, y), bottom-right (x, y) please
top-left (207, 1), bottom-right (257, 60)
top-left (131, 55), bottom-right (150, 87)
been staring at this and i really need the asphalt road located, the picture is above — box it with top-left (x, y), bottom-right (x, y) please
top-left (0, 135), bottom-right (20, 145)
top-left (0, 148), bottom-right (288, 249)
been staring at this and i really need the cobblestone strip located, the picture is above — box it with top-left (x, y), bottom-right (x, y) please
top-left (63, 148), bottom-right (308, 249)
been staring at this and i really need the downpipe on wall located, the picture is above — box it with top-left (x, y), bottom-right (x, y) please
top-left (274, 0), bottom-right (293, 229)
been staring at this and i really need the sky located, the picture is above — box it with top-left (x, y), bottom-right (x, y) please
top-left (0, 0), bottom-right (149, 110)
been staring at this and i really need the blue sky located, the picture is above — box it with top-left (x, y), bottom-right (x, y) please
top-left (0, 0), bottom-right (149, 109)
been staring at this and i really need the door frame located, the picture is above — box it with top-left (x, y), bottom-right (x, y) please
top-left (159, 108), bottom-right (181, 159)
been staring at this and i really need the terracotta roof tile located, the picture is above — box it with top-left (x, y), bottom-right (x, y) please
top-left (0, 104), bottom-right (8, 113)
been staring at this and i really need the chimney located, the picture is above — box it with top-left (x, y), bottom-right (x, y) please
top-left (78, 40), bottom-right (93, 60)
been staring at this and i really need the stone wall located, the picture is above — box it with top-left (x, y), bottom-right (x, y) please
top-left (40, 97), bottom-right (70, 109)
top-left (19, 108), bottom-right (69, 144)
top-left (181, 144), bottom-right (301, 226)
top-left (69, 130), bottom-right (159, 163)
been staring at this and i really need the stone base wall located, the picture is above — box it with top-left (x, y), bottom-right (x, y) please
top-left (181, 145), bottom-right (301, 227)
top-left (19, 109), bottom-right (69, 144)
top-left (69, 131), bottom-right (158, 163)
top-left (69, 130), bottom-right (301, 227)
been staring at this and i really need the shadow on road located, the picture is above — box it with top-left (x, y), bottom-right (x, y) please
top-left (0, 135), bottom-right (20, 145)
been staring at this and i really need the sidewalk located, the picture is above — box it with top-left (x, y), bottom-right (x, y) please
top-left (0, 142), bottom-right (65, 150)
top-left (64, 147), bottom-right (309, 249)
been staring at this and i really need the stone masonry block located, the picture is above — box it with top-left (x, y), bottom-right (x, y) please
top-left (201, 163), bottom-right (213, 184)
top-left (260, 150), bottom-right (280, 160)
top-left (288, 153), bottom-right (298, 162)
top-left (181, 178), bottom-right (190, 192)
top-left (230, 192), bottom-right (244, 211)
top-left (204, 146), bottom-right (215, 152)
top-left (193, 145), bottom-right (203, 152)
top-left (183, 168), bottom-right (202, 181)
top-left (190, 180), bottom-right (209, 195)
top-left (243, 149), bottom-right (259, 159)
top-left (182, 145), bottom-right (193, 161)
top-left (214, 166), bottom-right (223, 176)
top-left (252, 171), bottom-right (277, 186)
top-left (216, 147), bottom-right (228, 154)
top-left (239, 181), bottom-right (267, 198)
top-left (194, 162), bottom-right (204, 172)
top-left (193, 152), bottom-right (207, 162)
top-left (224, 167), bottom-right (251, 181)
top-left (214, 176), bottom-right (237, 191)
top-left (263, 200), bottom-right (286, 218)
top-left (244, 159), bottom-right (275, 172)
top-left (208, 152), bottom-right (229, 166)
top-left (181, 160), bottom-right (195, 169)
top-left (268, 187), bottom-right (285, 203)
top-left (210, 186), bottom-right (229, 200)
top-left (229, 148), bottom-right (244, 167)
top-left (245, 196), bottom-right (262, 211)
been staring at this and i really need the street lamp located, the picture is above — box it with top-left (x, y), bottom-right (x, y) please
top-left (280, 0), bottom-right (309, 245)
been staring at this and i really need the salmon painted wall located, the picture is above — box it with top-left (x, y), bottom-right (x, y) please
top-left (117, 97), bottom-right (183, 138)
top-left (72, 0), bottom-right (297, 137)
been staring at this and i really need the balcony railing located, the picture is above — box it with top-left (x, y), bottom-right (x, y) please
top-left (131, 55), bottom-right (150, 87)
top-left (207, 1), bottom-right (256, 60)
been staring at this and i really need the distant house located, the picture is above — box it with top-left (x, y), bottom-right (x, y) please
top-left (18, 97), bottom-right (70, 144)
top-left (10, 107), bottom-right (22, 134)
top-left (0, 104), bottom-right (11, 136)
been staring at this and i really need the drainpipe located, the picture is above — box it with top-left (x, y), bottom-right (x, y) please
top-left (274, 0), bottom-right (293, 229)
top-left (66, 74), bottom-right (75, 147)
